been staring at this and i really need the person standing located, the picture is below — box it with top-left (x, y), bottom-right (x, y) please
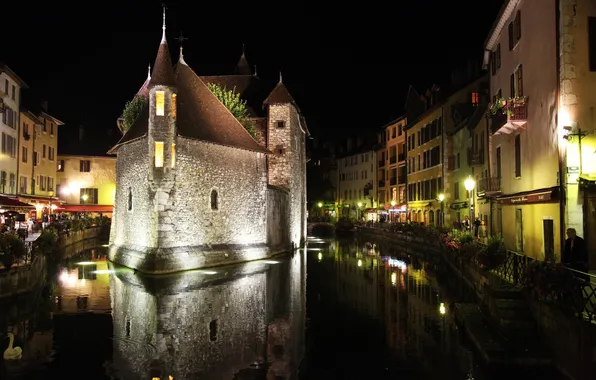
top-left (562, 228), bottom-right (589, 276)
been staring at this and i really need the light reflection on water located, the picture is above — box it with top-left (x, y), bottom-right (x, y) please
top-left (1, 237), bottom-right (563, 379)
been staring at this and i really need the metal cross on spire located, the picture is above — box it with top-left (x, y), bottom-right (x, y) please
top-left (175, 31), bottom-right (189, 64)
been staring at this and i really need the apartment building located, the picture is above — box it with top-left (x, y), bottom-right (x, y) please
top-left (405, 102), bottom-right (444, 226)
top-left (383, 117), bottom-right (407, 222)
top-left (0, 64), bottom-right (28, 195)
top-left (337, 148), bottom-right (378, 221)
top-left (484, 0), bottom-right (560, 260)
top-left (443, 75), bottom-right (489, 228)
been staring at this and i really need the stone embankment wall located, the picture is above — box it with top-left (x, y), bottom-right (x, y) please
top-left (0, 225), bottom-right (108, 299)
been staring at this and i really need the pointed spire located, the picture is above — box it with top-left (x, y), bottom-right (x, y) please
top-left (148, 6), bottom-right (176, 89)
top-left (235, 44), bottom-right (251, 75)
top-left (253, 64), bottom-right (258, 77)
top-left (279, 71), bottom-right (283, 83)
top-left (147, 64), bottom-right (151, 79)
top-left (175, 31), bottom-right (189, 66)
top-left (161, 4), bottom-right (167, 43)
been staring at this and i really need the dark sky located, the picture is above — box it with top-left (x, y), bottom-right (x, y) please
top-left (3, 0), bottom-right (503, 139)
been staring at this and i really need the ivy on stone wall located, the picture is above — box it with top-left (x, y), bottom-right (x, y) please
top-left (207, 83), bottom-right (258, 139)
top-left (121, 95), bottom-right (148, 133)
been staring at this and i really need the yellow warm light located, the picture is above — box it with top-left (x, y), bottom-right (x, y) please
top-left (155, 91), bottom-right (165, 116)
top-left (171, 143), bottom-right (176, 168)
top-left (439, 302), bottom-right (446, 315)
top-left (172, 94), bottom-right (177, 118)
top-left (155, 142), bottom-right (164, 168)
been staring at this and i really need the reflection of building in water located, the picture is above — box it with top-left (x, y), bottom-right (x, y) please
top-left (54, 258), bottom-right (112, 314)
top-left (109, 251), bottom-right (305, 379)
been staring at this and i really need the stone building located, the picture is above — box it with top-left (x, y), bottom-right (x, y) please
top-left (0, 64), bottom-right (27, 195)
top-left (108, 13), bottom-right (308, 273)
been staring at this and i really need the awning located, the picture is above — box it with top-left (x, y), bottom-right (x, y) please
top-left (497, 186), bottom-right (559, 205)
top-left (364, 208), bottom-right (377, 213)
top-left (62, 205), bottom-right (114, 213)
top-left (0, 196), bottom-right (35, 210)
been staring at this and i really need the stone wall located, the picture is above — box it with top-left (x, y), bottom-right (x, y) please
top-left (0, 255), bottom-right (46, 300)
top-left (60, 225), bottom-right (107, 247)
top-left (110, 137), bottom-right (275, 273)
top-left (267, 104), bottom-right (307, 247)
top-left (109, 250), bottom-right (305, 378)
top-left (110, 139), bottom-right (153, 248)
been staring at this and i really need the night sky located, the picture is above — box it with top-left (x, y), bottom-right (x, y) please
top-left (3, 0), bottom-right (503, 140)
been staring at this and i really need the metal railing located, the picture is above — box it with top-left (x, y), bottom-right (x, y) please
top-left (359, 224), bottom-right (596, 323)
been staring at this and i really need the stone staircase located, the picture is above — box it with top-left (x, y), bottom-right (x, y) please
top-left (483, 283), bottom-right (552, 366)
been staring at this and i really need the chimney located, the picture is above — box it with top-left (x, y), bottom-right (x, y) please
top-left (40, 100), bottom-right (48, 112)
top-left (79, 126), bottom-right (85, 141)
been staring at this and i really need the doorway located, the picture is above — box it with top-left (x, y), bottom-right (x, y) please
top-left (515, 208), bottom-right (523, 252)
top-left (543, 218), bottom-right (555, 262)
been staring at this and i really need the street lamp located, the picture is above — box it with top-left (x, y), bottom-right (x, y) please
top-left (82, 193), bottom-right (89, 216)
top-left (464, 176), bottom-right (476, 224)
top-left (438, 193), bottom-right (445, 227)
top-left (390, 200), bottom-right (396, 223)
top-left (48, 190), bottom-right (54, 221)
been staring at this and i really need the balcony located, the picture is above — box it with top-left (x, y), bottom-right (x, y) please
top-left (489, 97), bottom-right (528, 135)
top-left (390, 156), bottom-right (397, 165)
top-left (468, 149), bottom-right (484, 166)
top-left (477, 177), bottom-right (502, 195)
top-left (378, 180), bottom-right (385, 188)
top-left (390, 177), bottom-right (397, 186)
top-left (378, 160), bottom-right (385, 168)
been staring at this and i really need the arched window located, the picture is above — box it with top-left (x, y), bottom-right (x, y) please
top-left (210, 189), bottom-right (218, 210)
top-left (127, 187), bottom-right (133, 211)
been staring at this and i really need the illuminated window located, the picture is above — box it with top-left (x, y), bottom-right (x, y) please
top-left (171, 143), bottom-right (176, 168)
top-left (155, 91), bottom-right (165, 116)
top-left (171, 94), bottom-right (177, 118)
top-left (154, 142), bottom-right (164, 167)
top-left (471, 92), bottom-right (479, 106)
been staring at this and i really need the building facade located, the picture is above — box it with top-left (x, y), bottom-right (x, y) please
top-left (337, 148), bottom-right (378, 221)
top-left (108, 16), bottom-right (307, 273)
top-left (19, 110), bottom-right (38, 196)
top-left (557, 0), bottom-right (596, 269)
top-left (55, 155), bottom-right (116, 215)
top-left (405, 106), bottom-right (444, 225)
top-left (443, 75), bottom-right (488, 229)
top-left (17, 107), bottom-right (63, 218)
top-left (484, 0), bottom-right (561, 260)
top-left (382, 117), bottom-right (407, 221)
top-left (0, 64), bottom-right (27, 195)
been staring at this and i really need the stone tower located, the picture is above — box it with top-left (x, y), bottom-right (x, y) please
top-left (264, 73), bottom-right (308, 246)
top-left (146, 11), bottom-right (178, 248)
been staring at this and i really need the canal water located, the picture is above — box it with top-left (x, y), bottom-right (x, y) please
top-left (0, 236), bottom-right (564, 379)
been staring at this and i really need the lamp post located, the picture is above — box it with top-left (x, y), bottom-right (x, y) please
top-left (464, 176), bottom-right (476, 225)
top-left (317, 202), bottom-right (323, 218)
top-left (390, 200), bottom-right (396, 223)
top-left (48, 190), bottom-right (54, 223)
top-left (438, 193), bottom-right (445, 227)
top-left (357, 202), bottom-right (362, 221)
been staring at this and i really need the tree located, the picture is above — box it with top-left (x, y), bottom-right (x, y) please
top-left (207, 83), bottom-right (258, 139)
top-left (121, 95), bottom-right (148, 133)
